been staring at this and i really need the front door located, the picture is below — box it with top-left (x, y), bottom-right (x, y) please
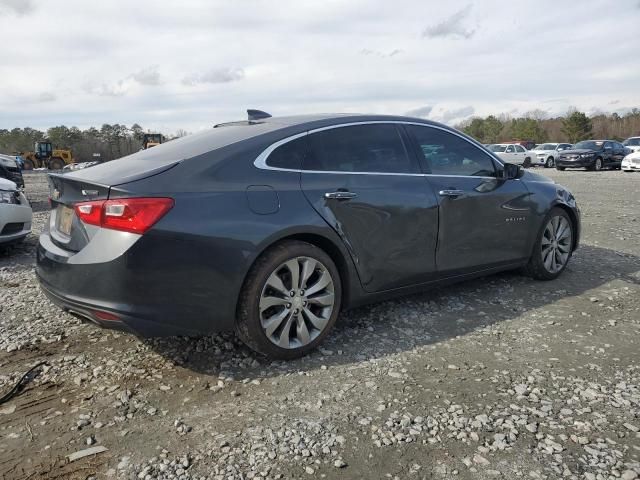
top-left (299, 123), bottom-right (439, 292)
top-left (404, 124), bottom-right (533, 274)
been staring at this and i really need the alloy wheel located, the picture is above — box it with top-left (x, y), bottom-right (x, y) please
top-left (546, 157), bottom-right (554, 168)
top-left (541, 216), bottom-right (572, 274)
top-left (595, 158), bottom-right (602, 171)
top-left (259, 256), bottom-right (335, 349)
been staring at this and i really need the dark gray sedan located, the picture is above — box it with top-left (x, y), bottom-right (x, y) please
top-left (37, 112), bottom-right (580, 359)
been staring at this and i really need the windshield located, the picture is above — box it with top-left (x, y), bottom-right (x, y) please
top-left (573, 141), bottom-right (603, 150)
top-left (488, 145), bottom-right (506, 152)
top-left (623, 138), bottom-right (640, 146)
top-left (534, 143), bottom-right (557, 151)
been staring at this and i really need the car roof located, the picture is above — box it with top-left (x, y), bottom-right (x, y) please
top-left (69, 113), bottom-right (458, 186)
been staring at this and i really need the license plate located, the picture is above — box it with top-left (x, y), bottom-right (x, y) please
top-left (57, 206), bottom-right (74, 236)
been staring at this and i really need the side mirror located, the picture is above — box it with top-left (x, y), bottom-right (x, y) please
top-left (500, 162), bottom-right (521, 180)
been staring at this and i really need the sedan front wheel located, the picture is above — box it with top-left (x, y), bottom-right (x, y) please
top-left (236, 240), bottom-right (341, 359)
top-left (526, 208), bottom-right (574, 280)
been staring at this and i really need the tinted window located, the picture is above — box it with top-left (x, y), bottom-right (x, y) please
top-left (266, 136), bottom-right (307, 169)
top-left (407, 125), bottom-right (496, 177)
top-left (506, 145), bottom-right (515, 152)
top-left (304, 124), bottom-right (418, 173)
top-left (515, 145), bottom-right (526, 153)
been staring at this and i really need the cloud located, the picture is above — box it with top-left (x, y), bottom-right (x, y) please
top-left (422, 4), bottom-right (475, 39)
top-left (405, 105), bottom-right (433, 118)
top-left (182, 67), bottom-right (245, 86)
top-left (359, 48), bottom-right (402, 58)
top-left (131, 65), bottom-right (161, 86)
top-left (37, 92), bottom-right (56, 103)
top-left (83, 66), bottom-right (162, 97)
top-left (0, 0), bottom-right (34, 15)
top-left (436, 106), bottom-right (475, 124)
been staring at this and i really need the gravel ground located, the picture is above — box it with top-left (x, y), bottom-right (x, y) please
top-left (0, 170), bottom-right (639, 480)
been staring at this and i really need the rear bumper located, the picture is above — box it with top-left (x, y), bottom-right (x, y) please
top-left (36, 228), bottom-right (240, 337)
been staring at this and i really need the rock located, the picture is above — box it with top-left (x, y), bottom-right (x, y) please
top-left (334, 459), bottom-right (347, 468)
top-left (305, 466), bottom-right (315, 474)
top-left (473, 454), bottom-right (490, 466)
top-left (621, 471), bottom-right (638, 480)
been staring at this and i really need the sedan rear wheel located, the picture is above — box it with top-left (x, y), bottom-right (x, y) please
top-left (236, 241), bottom-right (341, 359)
top-left (526, 208), bottom-right (574, 280)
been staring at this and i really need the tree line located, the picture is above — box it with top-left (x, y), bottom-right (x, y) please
top-left (457, 109), bottom-right (640, 144)
top-left (0, 124), bottom-right (187, 163)
top-left (2, 109), bottom-right (639, 163)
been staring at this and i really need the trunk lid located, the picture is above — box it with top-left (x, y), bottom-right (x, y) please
top-left (47, 174), bottom-right (111, 252)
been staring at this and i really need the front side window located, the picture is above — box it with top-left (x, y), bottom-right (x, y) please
top-left (506, 145), bottom-right (516, 153)
top-left (304, 124), bottom-right (418, 174)
top-left (488, 144), bottom-right (506, 152)
top-left (406, 125), bottom-right (496, 177)
top-left (515, 145), bottom-right (526, 153)
top-left (266, 136), bottom-right (308, 169)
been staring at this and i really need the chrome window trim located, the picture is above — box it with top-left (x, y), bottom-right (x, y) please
top-left (253, 120), bottom-right (504, 178)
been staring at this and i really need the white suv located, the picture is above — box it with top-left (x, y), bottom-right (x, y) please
top-left (531, 143), bottom-right (573, 168)
top-left (487, 144), bottom-right (534, 166)
top-left (622, 137), bottom-right (640, 153)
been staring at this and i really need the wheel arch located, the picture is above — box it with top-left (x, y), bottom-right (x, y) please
top-left (550, 202), bottom-right (579, 252)
top-left (238, 231), bottom-right (356, 317)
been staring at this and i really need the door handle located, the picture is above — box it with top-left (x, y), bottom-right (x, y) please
top-left (324, 191), bottom-right (357, 200)
top-left (438, 189), bottom-right (465, 197)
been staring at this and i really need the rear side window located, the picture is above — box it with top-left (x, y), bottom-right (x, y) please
top-left (406, 125), bottom-right (496, 177)
top-left (266, 136), bottom-right (308, 169)
top-left (304, 124), bottom-right (419, 174)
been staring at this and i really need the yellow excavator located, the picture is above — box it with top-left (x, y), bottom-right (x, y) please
top-left (21, 141), bottom-right (73, 170)
top-left (142, 133), bottom-right (163, 150)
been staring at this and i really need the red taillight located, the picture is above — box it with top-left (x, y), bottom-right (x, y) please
top-left (74, 198), bottom-right (174, 234)
top-left (75, 201), bottom-right (104, 226)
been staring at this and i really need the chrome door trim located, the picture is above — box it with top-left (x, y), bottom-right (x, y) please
top-left (253, 121), bottom-right (505, 178)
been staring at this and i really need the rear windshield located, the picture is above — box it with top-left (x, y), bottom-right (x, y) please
top-left (67, 121), bottom-right (284, 185)
top-left (488, 145), bottom-right (506, 152)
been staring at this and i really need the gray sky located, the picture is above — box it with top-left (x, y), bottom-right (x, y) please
top-left (1, 0), bottom-right (639, 134)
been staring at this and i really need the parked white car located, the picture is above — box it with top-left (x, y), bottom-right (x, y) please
top-left (487, 144), bottom-right (534, 166)
top-left (622, 136), bottom-right (640, 153)
top-left (622, 150), bottom-right (640, 172)
top-left (530, 143), bottom-right (573, 168)
top-left (0, 177), bottom-right (32, 245)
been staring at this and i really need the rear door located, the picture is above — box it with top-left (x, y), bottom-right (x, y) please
top-left (404, 125), bottom-right (532, 274)
top-left (299, 123), bottom-right (439, 292)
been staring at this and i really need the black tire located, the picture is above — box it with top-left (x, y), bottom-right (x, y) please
top-left (523, 157), bottom-right (532, 168)
top-left (545, 157), bottom-right (554, 168)
top-left (23, 159), bottom-right (35, 170)
top-left (556, 167), bottom-right (566, 171)
top-left (49, 158), bottom-right (64, 170)
top-left (525, 208), bottom-right (574, 281)
top-left (236, 240), bottom-right (342, 360)
top-left (591, 157), bottom-right (603, 171)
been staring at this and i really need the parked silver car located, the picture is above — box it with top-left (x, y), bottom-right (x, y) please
top-left (0, 177), bottom-right (32, 245)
